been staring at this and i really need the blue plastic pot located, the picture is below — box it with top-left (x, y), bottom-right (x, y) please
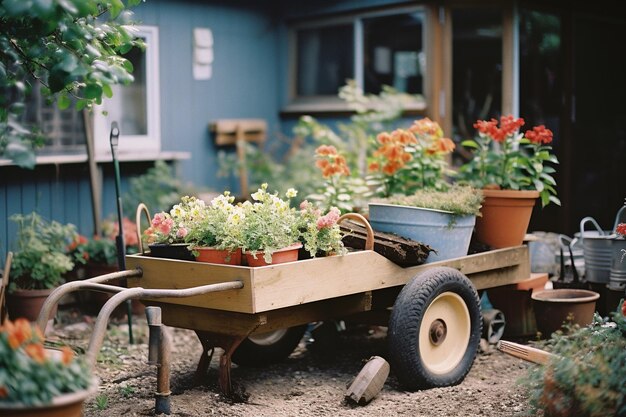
top-left (368, 203), bottom-right (476, 263)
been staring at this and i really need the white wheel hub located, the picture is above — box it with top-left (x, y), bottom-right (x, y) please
top-left (248, 328), bottom-right (288, 346)
top-left (418, 291), bottom-right (471, 374)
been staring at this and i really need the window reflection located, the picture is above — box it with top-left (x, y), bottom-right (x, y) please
top-left (452, 8), bottom-right (502, 152)
top-left (362, 12), bottom-right (424, 95)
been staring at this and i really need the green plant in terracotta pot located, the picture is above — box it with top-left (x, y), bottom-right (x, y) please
top-left (240, 184), bottom-right (301, 265)
top-left (183, 193), bottom-right (245, 265)
top-left (7, 213), bottom-right (78, 321)
top-left (455, 115), bottom-right (560, 248)
top-left (0, 318), bottom-right (96, 415)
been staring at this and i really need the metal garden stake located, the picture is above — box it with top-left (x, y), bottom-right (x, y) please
top-left (109, 121), bottom-right (134, 344)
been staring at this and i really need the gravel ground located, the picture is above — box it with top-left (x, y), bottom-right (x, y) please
top-left (48, 309), bottom-right (537, 417)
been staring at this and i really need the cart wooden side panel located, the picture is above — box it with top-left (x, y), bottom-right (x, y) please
top-left (126, 246), bottom-right (529, 314)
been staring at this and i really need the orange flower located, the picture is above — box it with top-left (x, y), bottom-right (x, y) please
top-left (315, 145), bottom-right (350, 178)
top-left (61, 346), bottom-right (74, 365)
top-left (5, 318), bottom-right (32, 349)
top-left (426, 137), bottom-right (455, 155)
top-left (24, 343), bottom-right (47, 364)
top-left (524, 125), bottom-right (553, 144)
top-left (0, 385), bottom-right (8, 398)
top-left (409, 117), bottom-right (442, 137)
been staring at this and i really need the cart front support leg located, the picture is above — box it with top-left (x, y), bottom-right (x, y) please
top-left (146, 306), bottom-right (172, 415)
top-left (195, 331), bottom-right (248, 396)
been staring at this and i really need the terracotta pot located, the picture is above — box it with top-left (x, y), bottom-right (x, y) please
top-left (0, 378), bottom-right (98, 417)
top-left (474, 189), bottom-right (539, 248)
top-left (245, 243), bottom-right (303, 267)
top-left (531, 288), bottom-right (599, 338)
top-left (195, 247), bottom-right (242, 265)
top-left (6, 288), bottom-right (57, 322)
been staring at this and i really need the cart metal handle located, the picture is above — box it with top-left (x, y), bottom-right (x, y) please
top-left (136, 203), bottom-right (152, 254)
top-left (338, 213), bottom-right (374, 251)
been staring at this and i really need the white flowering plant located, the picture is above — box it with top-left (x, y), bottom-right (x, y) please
top-left (297, 201), bottom-right (346, 257)
top-left (183, 192), bottom-right (244, 252)
top-left (240, 184), bottom-right (300, 263)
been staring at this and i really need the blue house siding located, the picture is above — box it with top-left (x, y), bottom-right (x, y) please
top-left (1, 0), bottom-right (286, 256)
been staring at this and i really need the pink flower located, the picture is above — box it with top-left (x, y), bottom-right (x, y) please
top-left (316, 207), bottom-right (340, 230)
top-left (158, 218), bottom-right (173, 235)
top-left (300, 200), bottom-right (310, 210)
top-left (151, 213), bottom-right (167, 227)
top-left (176, 227), bottom-right (188, 239)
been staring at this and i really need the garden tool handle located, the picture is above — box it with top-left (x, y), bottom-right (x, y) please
top-left (338, 213), bottom-right (375, 251)
top-left (579, 216), bottom-right (604, 241)
top-left (136, 203), bottom-right (152, 254)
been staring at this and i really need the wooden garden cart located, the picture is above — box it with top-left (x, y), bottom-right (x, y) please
top-left (37, 213), bottom-right (531, 413)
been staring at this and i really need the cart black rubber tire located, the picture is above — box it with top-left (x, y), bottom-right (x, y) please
top-left (388, 267), bottom-right (482, 391)
top-left (232, 325), bottom-right (307, 367)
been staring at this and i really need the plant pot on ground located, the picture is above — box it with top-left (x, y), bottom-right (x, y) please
top-left (6, 213), bottom-right (78, 322)
top-left (0, 318), bottom-right (97, 416)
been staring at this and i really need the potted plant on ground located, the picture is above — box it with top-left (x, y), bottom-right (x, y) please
top-left (7, 212), bottom-right (78, 321)
top-left (183, 193), bottom-right (245, 265)
top-left (240, 184), bottom-right (301, 266)
top-left (456, 115), bottom-right (560, 248)
top-left (368, 185), bottom-right (483, 263)
top-left (520, 305), bottom-right (626, 416)
top-left (0, 318), bottom-right (96, 416)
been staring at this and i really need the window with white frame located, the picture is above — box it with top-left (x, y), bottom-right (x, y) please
top-left (93, 25), bottom-right (160, 159)
top-left (289, 8), bottom-right (425, 110)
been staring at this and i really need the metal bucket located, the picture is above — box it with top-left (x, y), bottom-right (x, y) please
top-left (579, 217), bottom-right (613, 284)
top-left (608, 205), bottom-right (626, 291)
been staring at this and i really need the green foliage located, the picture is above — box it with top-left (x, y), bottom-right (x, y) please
top-left (182, 194), bottom-right (243, 251)
top-left (83, 237), bottom-right (118, 266)
top-left (118, 385), bottom-right (135, 398)
top-left (372, 185), bottom-right (484, 216)
top-left (239, 184), bottom-right (300, 263)
top-left (9, 212), bottom-right (78, 290)
top-left (0, 0), bottom-right (143, 168)
top-left (218, 81), bottom-right (418, 211)
top-left (94, 394), bottom-right (109, 410)
top-left (297, 203), bottom-right (346, 258)
top-left (123, 161), bottom-right (202, 215)
top-left (521, 308), bottom-right (626, 417)
top-left (0, 319), bottom-right (92, 406)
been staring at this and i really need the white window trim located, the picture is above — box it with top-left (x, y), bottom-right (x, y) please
top-left (285, 6), bottom-right (427, 113)
top-left (93, 25), bottom-right (161, 158)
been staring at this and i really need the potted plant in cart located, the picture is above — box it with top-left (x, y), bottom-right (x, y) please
top-left (7, 213), bottom-right (78, 322)
top-left (240, 184), bottom-right (301, 266)
top-left (0, 318), bottom-right (96, 416)
top-left (297, 202), bottom-right (347, 258)
top-left (144, 196), bottom-right (207, 261)
top-left (456, 115), bottom-right (560, 248)
top-left (368, 185), bottom-right (483, 262)
top-left (183, 193), bottom-right (245, 265)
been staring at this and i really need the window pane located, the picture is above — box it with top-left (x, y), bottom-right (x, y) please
top-left (363, 12), bottom-right (424, 95)
top-left (519, 10), bottom-right (561, 133)
top-left (296, 24), bottom-right (354, 96)
top-left (452, 8), bottom-right (502, 144)
top-left (108, 43), bottom-right (147, 135)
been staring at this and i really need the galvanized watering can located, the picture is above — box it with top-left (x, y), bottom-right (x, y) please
top-left (579, 204), bottom-right (626, 285)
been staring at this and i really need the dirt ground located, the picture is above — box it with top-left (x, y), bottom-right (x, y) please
top-left (48, 308), bottom-right (537, 417)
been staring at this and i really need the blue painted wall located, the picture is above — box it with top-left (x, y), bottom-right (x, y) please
top-left (1, 0), bottom-right (409, 263)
